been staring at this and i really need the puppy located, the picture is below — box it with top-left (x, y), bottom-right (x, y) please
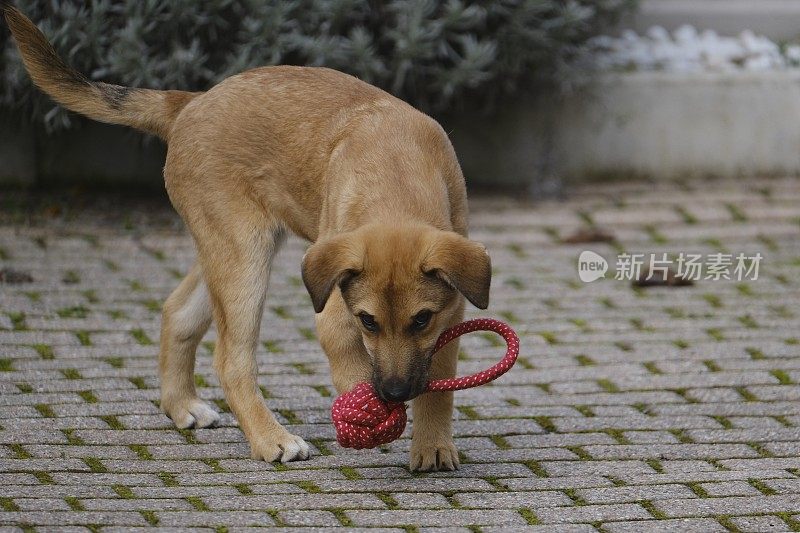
top-left (5, 7), bottom-right (491, 471)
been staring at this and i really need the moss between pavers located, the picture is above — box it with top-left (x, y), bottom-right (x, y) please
top-left (771, 370), bottom-right (793, 385)
top-left (725, 203), bottom-right (747, 222)
top-left (186, 496), bottom-right (209, 511)
top-left (35, 403), bottom-right (55, 418)
top-left (276, 409), bottom-right (301, 425)
top-left (522, 460), bottom-right (548, 478)
top-left (518, 507), bottom-right (540, 525)
top-left (64, 496), bottom-right (83, 511)
top-left (62, 368), bottom-right (83, 379)
top-left (457, 406), bottom-right (479, 420)
top-left (669, 429), bottom-right (694, 444)
top-left (23, 291), bottom-right (41, 303)
top-left (597, 379), bottom-right (619, 393)
top-left (129, 444), bottom-right (153, 460)
top-left (139, 510), bottom-right (159, 526)
top-left (489, 435), bottom-right (510, 450)
top-left (533, 416), bottom-right (556, 433)
top-left (645, 458), bottom-right (664, 473)
top-left (8, 312), bottom-right (27, 331)
top-left (213, 399), bottom-right (230, 413)
top-left (129, 377), bottom-right (148, 389)
top-left (100, 415), bottom-right (125, 430)
top-left (82, 290), bottom-right (99, 304)
top-left (235, 484), bottom-right (253, 495)
top-left (776, 512), bottom-right (800, 532)
top-left (711, 415), bottom-right (733, 429)
top-left (642, 362), bottom-right (662, 375)
top-left (178, 429), bottom-right (199, 445)
top-left (8, 443), bottom-right (31, 459)
top-left (62, 270), bottom-right (80, 284)
top-left (75, 330), bottom-right (92, 346)
top-left (339, 467), bottom-right (361, 480)
top-left (291, 363), bottom-right (313, 375)
top-left (84, 457), bottom-right (107, 473)
top-left (265, 509), bottom-right (286, 526)
top-left (296, 480), bottom-right (321, 493)
top-left (639, 499), bottom-right (667, 519)
top-left (77, 390), bottom-right (98, 403)
top-left (563, 487), bottom-right (587, 506)
top-left (326, 508), bottom-right (353, 527)
top-left (735, 386), bottom-right (758, 402)
top-left (62, 428), bottom-right (85, 445)
top-left (271, 306), bottom-right (292, 319)
top-left (672, 339), bottom-right (690, 350)
top-left (748, 478), bottom-right (778, 496)
top-left (33, 471), bottom-right (54, 484)
top-left (263, 340), bottom-right (283, 353)
top-left (158, 471), bottom-right (179, 487)
top-left (603, 429), bottom-right (630, 444)
top-left (141, 299), bottom-right (161, 313)
top-left (103, 357), bottom-right (124, 369)
top-left (202, 459), bottom-right (224, 473)
top-left (298, 327), bottom-right (316, 341)
top-left (747, 442), bottom-right (774, 458)
top-left (57, 305), bottom-right (89, 318)
top-left (130, 328), bottom-right (153, 345)
top-left (375, 491), bottom-right (399, 509)
top-left (0, 497), bottom-right (19, 511)
top-left (312, 385), bottom-right (332, 397)
top-left (716, 514), bottom-right (738, 532)
top-left (16, 382), bottom-right (33, 393)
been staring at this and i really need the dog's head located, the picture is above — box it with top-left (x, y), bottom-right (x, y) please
top-left (302, 224), bottom-right (491, 402)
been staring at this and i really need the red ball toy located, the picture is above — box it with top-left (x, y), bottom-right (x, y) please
top-left (331, 318), bottom-right (520, 449)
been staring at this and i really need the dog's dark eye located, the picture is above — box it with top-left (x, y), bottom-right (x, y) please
top-left (412, 310), bottom-right (432, 331)
top-left (358, 312), bottom-right (378, 332)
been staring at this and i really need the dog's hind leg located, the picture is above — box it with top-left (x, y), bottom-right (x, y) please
top-left (159, 264), bottom-right (219, 429)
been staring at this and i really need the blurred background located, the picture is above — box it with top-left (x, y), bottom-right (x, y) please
top-left (2, 0), bottom-right (800, 197)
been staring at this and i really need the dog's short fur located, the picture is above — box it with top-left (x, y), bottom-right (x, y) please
top-left (5, 6), bottom-right (491, 471)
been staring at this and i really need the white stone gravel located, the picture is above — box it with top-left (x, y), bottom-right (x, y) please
top-left (580, 25), bottom-right (800, 72)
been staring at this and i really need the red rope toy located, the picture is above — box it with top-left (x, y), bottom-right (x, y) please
top-left (331, 318), bottom-right (520, 449)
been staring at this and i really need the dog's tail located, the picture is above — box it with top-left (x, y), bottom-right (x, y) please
top-left (3, 5), bottom-right (199, 140)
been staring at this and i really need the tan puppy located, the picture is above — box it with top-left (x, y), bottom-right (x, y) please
top-left (5, 7), bottom-right (491, 471)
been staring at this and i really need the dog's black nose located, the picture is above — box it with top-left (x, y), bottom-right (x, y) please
top-left (379, 379), bottom-right (412, 402)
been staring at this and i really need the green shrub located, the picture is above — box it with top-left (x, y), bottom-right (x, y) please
top-left (1, 0), bottom-right (636, 131)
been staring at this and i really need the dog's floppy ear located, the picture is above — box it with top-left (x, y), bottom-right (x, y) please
top-left (302, 233), bottom-right (363, 313)
top-left (422, 232), bottom-right (492, 309)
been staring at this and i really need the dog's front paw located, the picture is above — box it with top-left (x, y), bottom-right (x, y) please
top-left (162, 396), bottom-right (220, 429)
top-left (250, 430), bottom-right (311, 463)
top-left (410, 438), bottom-right (459, 472)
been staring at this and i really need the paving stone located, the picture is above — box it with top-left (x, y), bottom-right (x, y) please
top-left (576, 484), bottom-right (696, 504)
top-left (699, 480), bottom-right (762, 497)
top-left (727, 515), bottom-right (791, 532)
top-left (390, 492), bottom-right (452, 509)
top-left (534, 503), bottom-right (651, 524)
top-left (3, 181), bottom-right (800, 529)
top-left (274, 510), bottom-right (341, 526)
top-left (454, 490), bottom-right (572, 508)
top-left (348, 509), bottom-right (527, 527)
top-left (602, 518), bottom-right (727, 532)
top-left (654, 496), bottom-right (800, 518)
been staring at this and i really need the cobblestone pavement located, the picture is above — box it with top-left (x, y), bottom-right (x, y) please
top-left (1, 177), bottom-right (799, 532)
